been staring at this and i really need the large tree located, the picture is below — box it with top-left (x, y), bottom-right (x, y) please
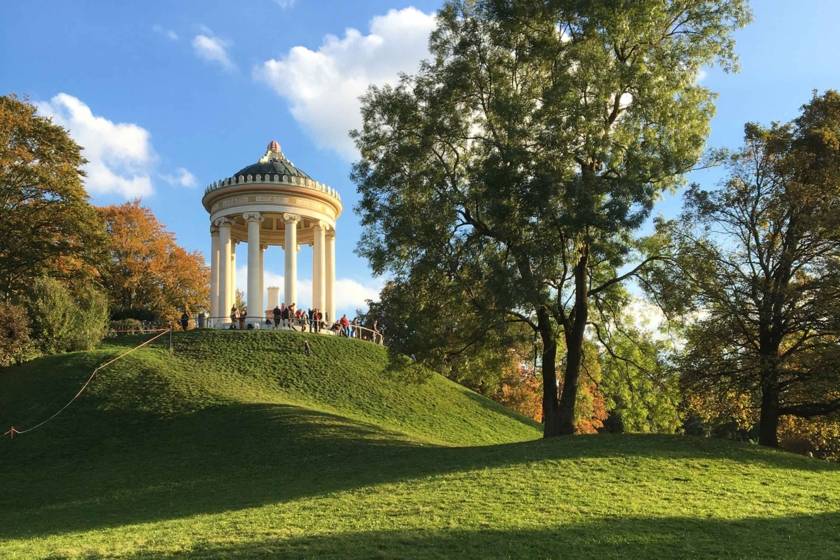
top-left (651, 92), bottom-right (840, 447)
top-left (353, 0), bottom-right (749, 436)
top-left (98, 201), bottom-right (209, 322)
top-left (0, 95), bottom-right (105, 301)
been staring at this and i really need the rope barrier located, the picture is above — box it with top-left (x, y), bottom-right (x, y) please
top-left (3, 328), bottom-right (172, 440)
top-left (107, 328), bottom-right (169, 334)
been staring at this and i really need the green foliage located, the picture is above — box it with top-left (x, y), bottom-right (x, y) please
top-left (0, 331), bottom-right (838, 558)
top-left (362, 276), bottom-right (533, 398)
top-left (646, 91), bottom-right (840, 447)
top-left (25, 277), bottom-right (108, 354)
top-left (26, 277), bottom-right (77, 354)
top-left (0, 95), bottom-right (106, 301)
top-left (352, 0), bottom-right (750, 435)
top-left (569, 340), bottom-right (609, 433)
top-left (71, 284), bottom-right (109, 350)
top-left (0, 302), bottom-right (33, 367)
top-left (599, 330), bottom-right (682, 434)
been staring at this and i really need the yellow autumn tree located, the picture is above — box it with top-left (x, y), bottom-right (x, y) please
top-left (98, 201), bottom-right (208, 323)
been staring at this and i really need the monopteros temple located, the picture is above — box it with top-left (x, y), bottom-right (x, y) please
top-left (203, 140), bottom-right (342, 327)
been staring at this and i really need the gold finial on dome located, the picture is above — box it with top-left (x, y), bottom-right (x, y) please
top-left (267, 139), bottom-right (281, 153)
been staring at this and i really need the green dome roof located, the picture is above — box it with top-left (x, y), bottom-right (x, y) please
top-left (202, 139), bottom-right (342, 208)
top-left (234, 159), bottom-right (312, 179)
top-left (234, 140), bottom-right (311, 179)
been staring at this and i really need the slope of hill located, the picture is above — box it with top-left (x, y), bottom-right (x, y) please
top-left (1, 331), bottom-right (838, 559)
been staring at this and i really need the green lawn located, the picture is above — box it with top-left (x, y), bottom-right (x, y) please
top-left (1, 331), bottom-right (838, 559)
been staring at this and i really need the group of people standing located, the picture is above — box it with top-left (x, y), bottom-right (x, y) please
top-left (268, 305), bottom-right (371, 339)
top-left (271, 303), bottom-right (326, 333)
top-left (337, 314), bottom-right (379, 340)
top-left (221, 303), bottom-right (380, 342)
top-left (229, 305), bottom-right (249, 329)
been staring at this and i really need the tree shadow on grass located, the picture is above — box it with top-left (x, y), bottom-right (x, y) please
top-left (111, 512), bottom-right (840, 560)
top-left (0, 400), bottom-right (838, 542)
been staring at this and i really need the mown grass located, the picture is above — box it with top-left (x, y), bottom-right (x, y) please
top-left (0, 330), bottom-right (838, 559)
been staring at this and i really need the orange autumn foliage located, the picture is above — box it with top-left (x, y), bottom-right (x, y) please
top-left (98, 201), bottom-right (208, 322)
top-left (496, 362), bottom-right (543, 421)
top-left (494, 343), bottom-right (608, 433)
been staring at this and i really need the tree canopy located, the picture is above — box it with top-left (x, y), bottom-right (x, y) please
top-left (98, 201), bottom-right (209, 322)
top-left (0, 95), bottom-right (105, 301)
top-left (649, 91), bottom-right (840, 447)
top-left (353, 0), bottom-right (750, 436)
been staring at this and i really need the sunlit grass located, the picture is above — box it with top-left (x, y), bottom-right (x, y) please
top-left (0, 331), bottom-right (838, 559)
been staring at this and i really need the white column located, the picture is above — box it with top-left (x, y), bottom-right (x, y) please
top-left (325, 227), bottom-right (336, 324)
top-left (210, 225), bottom-right (220, 326)
top-left (312, 221), bottom-right (326, 313)
top-left (245, 212), bottom-right (263, 326)
top-left (217, 218), bottom-right (232, 324)
top-left (259, 244), bottom-right (266, 317)
top-left (283, 213), bottom-right (299, 306)
top-left (230, 244), bottom-right (237, 307)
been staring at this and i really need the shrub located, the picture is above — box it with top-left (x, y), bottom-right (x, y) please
top-left (68, 285), bottom-right (109, 350)
top-left (110, 307), bottom-right (160, 323)
top-left (109, 318), bottom-right (147, 335)
top-left (780, 416), bottom-right (840, 461)
top-left (26, 277), bottom-right (108, 354)
top-left (26, 278), bottom-right (75, 354)
top-left (0, 302), bottom-right (34, 367)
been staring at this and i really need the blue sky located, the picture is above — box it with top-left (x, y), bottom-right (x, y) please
top-left (2, 1), bottom-right (839, 316)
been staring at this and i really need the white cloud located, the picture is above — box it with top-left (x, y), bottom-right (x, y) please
top-left (274, 0), bottom-right (296, 9)
top-left (161, 167), bottom-right (197, 188)
top-left (192, 32), bottom-right (235, 71)
top-left (334, 277), bottom-right (383, 312)
top-left (236, 266), bottom-right (382, 316)
top-left (626, 297), bottom-right (666, 336)
top-left (254, 7), bottom-right (436, 159)
top-left (153, 24), bottom-right (179, 41)
top-left (35, 93), bottom-right (155, 198)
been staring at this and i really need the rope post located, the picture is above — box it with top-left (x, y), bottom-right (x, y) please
top-left (169, 323), bottom-right (174, 355)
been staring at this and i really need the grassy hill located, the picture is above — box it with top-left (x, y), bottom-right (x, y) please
top-left (0, 330), bottom-right (838, 559)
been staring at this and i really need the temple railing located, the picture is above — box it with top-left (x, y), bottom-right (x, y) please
top-left (199, 316), bottom-right (385, 346)
top-left (203, 173), bottom-right (341, 201)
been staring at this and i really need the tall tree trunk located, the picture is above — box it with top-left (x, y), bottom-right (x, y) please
top-left (758, 360), bottom-right (780, 447)
top-left (760, 261), bottom-right (791, 448)
top-left (558, 244), bottom-right (589, 435)
top-left (538, 307), bottom-right (561, 437)
top-left (757, 297), bottom-right (782, 447)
